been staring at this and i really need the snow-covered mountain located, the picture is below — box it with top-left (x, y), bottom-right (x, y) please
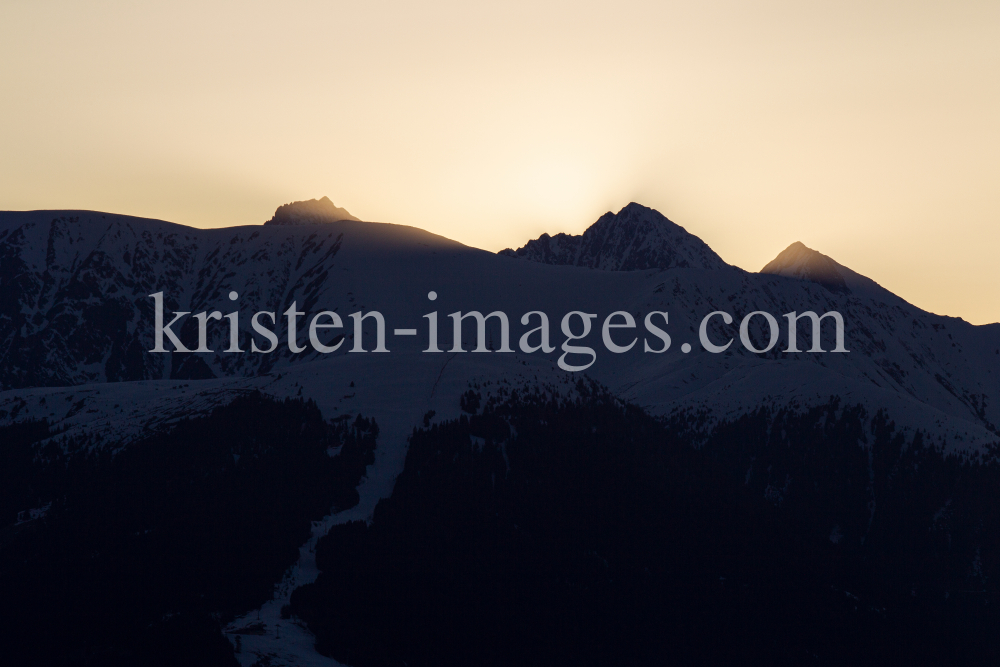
top-left (3, 199), bottom-right (1000, 666)
top-left (2, 200), bottom-right (999, 453)
top-left (0, 204), bottom-right (463, 388)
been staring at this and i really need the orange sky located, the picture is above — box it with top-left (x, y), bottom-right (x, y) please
top-left (2, 1), bottom-right (998, 323)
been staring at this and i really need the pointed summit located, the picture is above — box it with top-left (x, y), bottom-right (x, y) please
top-left (499, 203), bottom-right (727, 271)
top-left (760, 241), bottom-right (854, 294)
top-left (264, 196), bottom-right (360, 226)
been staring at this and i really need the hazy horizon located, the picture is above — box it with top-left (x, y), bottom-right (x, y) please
top-left (2, 1), bottom-right (998, 324)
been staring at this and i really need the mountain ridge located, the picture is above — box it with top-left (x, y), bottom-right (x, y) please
top-left (1, 202), bottom-right (998, 455)
top-left (499, 202), bottom-right (728, 272)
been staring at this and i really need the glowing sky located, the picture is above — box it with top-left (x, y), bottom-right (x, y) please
top-left (2, 1), bottom-right (998, 323)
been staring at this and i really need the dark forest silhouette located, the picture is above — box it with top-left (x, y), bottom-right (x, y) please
top-left (292, 384), bottom-right (1000, 667)
top-left (0, 392), bottom-right (377, 665)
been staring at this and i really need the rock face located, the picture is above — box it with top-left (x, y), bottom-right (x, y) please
top-left (499, 202), bottom-right (727, 271)
top-left (264, 196), bottom-right (360, 225)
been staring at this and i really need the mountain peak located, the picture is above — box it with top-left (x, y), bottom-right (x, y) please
top-left (760, 241), bottom-right (851, 294)
top-left (498, 203), bottom-right (727, 271)
top-left (264, 196), bottom-right (360, 226)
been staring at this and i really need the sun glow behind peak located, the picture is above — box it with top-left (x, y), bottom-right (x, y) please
top-left (2, 0), bottom-right (999, 323)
